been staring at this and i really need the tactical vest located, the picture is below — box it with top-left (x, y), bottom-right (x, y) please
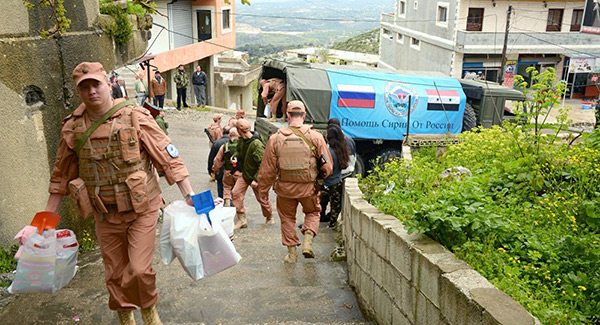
top-left (223, 140), bottom-right (238, 171)
top-left (72, 106), bottom-right (160, 213)
top-left (275, 127), bottom-right (318, 183)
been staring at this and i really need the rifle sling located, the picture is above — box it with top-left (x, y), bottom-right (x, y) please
top-left (75, 100), bottom-right (135, 156)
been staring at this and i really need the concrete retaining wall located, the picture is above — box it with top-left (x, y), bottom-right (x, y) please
top-left (342, 178), bottom-right (539, 325)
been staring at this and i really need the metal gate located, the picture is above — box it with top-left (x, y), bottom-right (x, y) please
top-left (171, 0), bottom-right (193, 48)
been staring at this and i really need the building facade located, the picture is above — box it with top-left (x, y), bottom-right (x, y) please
top-left (146, 0), bottom-right (236, 105)
top-left (284, 48), bottom-right (380, 67)
top-left (379, 0), bottom-right (600, 97)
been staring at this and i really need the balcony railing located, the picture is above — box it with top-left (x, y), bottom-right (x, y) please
top-left (456, 30), bottom-right (600, 54)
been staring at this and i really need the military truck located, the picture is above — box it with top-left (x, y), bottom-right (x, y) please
top-left (254, 59), bottom-right (526, 176)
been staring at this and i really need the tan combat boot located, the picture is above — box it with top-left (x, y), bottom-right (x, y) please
top-left (117, 310), bottom-right (135, 325)
top-left (224, 198), bottom-right (231, 207)
top-left (141, 304), bottom-right (163, 325)
top-left (266, 116), bottom-right (277, 122)
top-left (302, 230), bottom-right (315, 258)
top-left (234, 213), bottom-right (248, 229)
top-left (284, 245), bottom-right (298, 263)
top-left (265, 215), bottom-right (275, 224)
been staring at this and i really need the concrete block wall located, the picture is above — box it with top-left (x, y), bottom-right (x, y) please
top-left (342, 178), bottom-right (540, 325)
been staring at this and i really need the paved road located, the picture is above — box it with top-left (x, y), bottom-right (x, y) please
top-left (0, 109), bottom-right (369, 324)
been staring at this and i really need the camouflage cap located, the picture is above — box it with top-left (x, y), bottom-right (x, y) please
top-left (72, 62), bottom-right (107, 87)
top-left (287, 100), bottom-right (306, 113)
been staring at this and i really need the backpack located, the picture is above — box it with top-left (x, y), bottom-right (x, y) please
top-left (223, 140), bottom-right (238, 171)
top-left (275, 127), bottom-right (318, 183)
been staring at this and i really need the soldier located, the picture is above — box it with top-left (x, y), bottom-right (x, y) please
top-left (174, 64), bottom-right (189, 110)
top-left (231, 119), bottom-right (274, 229)
top-left (260, 78), bottom-right (286, 122)
top-left (45, 62), bottom-right (195, 325)
top-left (207, 126), bottom-right (231, 197)
top-left (206, 113), bottom-right (223, 148)
top-left (258, 100), bottom-right (332, 262)
top-left (212, 127), bottom-right (240, 206)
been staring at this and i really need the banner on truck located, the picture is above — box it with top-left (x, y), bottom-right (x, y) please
top-left (326, 69), bottom-right (466, 140)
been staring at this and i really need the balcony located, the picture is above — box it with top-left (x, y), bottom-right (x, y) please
top-left (381, 12), bottom-right (395, 25)
top-left (456, 30), bottom-right (600, 55)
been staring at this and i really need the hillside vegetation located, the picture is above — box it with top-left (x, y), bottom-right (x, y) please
top-left (331, 28), bottom-right (379, 54)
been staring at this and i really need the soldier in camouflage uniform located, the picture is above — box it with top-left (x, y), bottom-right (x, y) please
top-left (174, 64), bottom-right (189, 110)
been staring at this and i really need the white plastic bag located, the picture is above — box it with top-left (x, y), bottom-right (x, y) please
top-left (167, 200), bottom-right (205, 280)
top-left (53, 229), bottom-right (78, 292)
top-left (160, 206), bottom-right (175, 265)
top-left (9, 230), bottom-right (57, 294)
top-left (198, 214), bottom-right (241, 277)
top-left (9, 228), bottom-right (79, 294)
top-left (209, 206), bottom-right (236, 239)
top-left (264, 103), bottom-right (271, 118)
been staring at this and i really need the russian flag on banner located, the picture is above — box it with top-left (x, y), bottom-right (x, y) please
top-left (337, 84), bottom-right (376, 108)
top-left (426, 89), bottom-right (460, 111)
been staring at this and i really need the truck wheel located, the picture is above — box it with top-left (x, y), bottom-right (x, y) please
top-left (377, 148), bottom-right (402, 167)
top-left (354, 155), bottom-right (366, 177)
top-left (462, 102), bottom-right (477, 132)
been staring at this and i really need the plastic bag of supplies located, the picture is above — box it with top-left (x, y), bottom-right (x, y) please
top-left (163, 200), bottom-right (205, 280)
top-left (197, 214), bottom-right (241, 277)
top-left (9, 229), bottom-right (78, 294)
top-left (209, 206), bottom-right (236, 239)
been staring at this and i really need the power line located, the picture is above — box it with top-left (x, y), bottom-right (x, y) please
top-left (151, 22), bottom-right (472, 90)
top-left (155, 6), bottom-right (495, 24)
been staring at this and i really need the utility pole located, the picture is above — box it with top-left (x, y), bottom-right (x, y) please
top-left (498, 5), bottom-right (513, 85)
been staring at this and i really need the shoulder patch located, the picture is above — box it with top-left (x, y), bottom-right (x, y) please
top-left (166, 143), bottom-right (179, 158)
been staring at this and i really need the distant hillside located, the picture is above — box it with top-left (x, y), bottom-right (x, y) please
top-left (331, 29), bottom-right (379, 54)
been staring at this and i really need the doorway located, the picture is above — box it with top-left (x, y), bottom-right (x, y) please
top-left (197, 10), bottom-right (212, 41)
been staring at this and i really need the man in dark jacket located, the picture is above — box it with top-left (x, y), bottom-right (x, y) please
top-left (208, 126), bottom-right (230, 198)
top-left (111, 77), bottom-right (128, 99)
top-left (231, 119), bottom-right (273, 229)
top-left (192, 65), bottom-right (208, 107)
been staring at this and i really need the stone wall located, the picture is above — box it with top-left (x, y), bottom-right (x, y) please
top-left (0, 0), bottom-right (149, 246)
top-left (342, 178), bottom-right (540, 325)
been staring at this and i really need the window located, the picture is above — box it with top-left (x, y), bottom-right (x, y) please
top-left (411, 37), bottom-right (420, 50)
top-left (222, 9), bottom-right (231, 31)
top-left (571, 9), bottom-right (583, 31)
top-left (399, 0), bottom-right (406, 17)
top-left (546, 9), bottom-right (563, 32)
top-left (438, 5), bottom-right (448, 23)
top-left (382, 28), bottom-right (393, 39)
top-left (437, 3), bottom-right (449, 27)
top-left (466, 8), bottom-right (484, 31)
top-left (397, 33), bottom-right (404, 44)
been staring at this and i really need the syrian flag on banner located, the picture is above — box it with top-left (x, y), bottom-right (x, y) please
top-left (337, 84), bottom-right (376, 108)
top-left (426, 89), bottom-right (460, 111)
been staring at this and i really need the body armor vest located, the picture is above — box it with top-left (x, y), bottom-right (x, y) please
top-left (223, 140), bottom-right (238, 171)
top-left (72, 107), bottom-right (160, 213)
top-left (275, 128), bottom-right (318, 183)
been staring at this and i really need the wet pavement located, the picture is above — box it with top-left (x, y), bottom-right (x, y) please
top-left (0, 108), bottom-right (369, 324)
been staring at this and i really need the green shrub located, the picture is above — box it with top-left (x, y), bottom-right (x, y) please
top-left (101, 4), bottom-right (133, 46)
top-left (360, 69), bottom-right (600, 324)
top-left (0, 244), bottom-right (19, 274)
